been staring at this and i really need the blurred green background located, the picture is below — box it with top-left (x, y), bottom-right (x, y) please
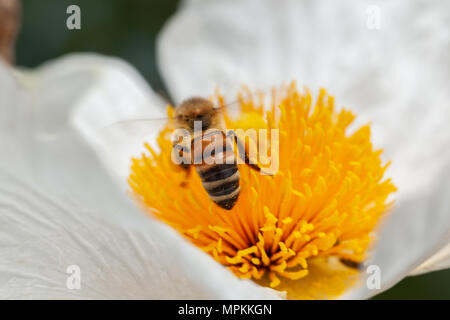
top-left (15, 0), bottom-right (450, 299)
top-left (16, 0), bottom-right (175, 98)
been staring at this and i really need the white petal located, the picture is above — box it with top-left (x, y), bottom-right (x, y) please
top-left (159, 0), bottom-right (450, 297)
top-left (410, 242), bottom-right (450, 276)
top-left (0, 167), bottom-right (282, 299)
top-left (0, 57), bottom-right (280, 299)
top-left (16, 53), bottom-right (168, 185)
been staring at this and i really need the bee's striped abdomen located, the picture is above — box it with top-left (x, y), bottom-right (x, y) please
top-left (198, 164), bottom-right (240, 209)
top-left (194, 130), bottom-right (240, 210)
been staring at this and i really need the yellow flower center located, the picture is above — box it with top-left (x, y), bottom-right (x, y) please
top-left (128, 83), bottom-right (396, 299)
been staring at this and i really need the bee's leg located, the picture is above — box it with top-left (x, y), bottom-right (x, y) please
top-left (339, 258), bottom-right (364, 270)
top-left (179, 164), bottom-right (192, 187)
top-left (173, 142), bottom-right (193, 187)
top-left (226, 130), bottom-right (263, 172)
top-left (334, 239), bottom-right (364, 270)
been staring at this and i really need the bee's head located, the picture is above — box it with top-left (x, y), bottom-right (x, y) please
top-left (175, 97), bottom-right (218, 131)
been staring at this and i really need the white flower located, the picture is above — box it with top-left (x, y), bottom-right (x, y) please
top-left (0, 0), bottom-right (449, 299)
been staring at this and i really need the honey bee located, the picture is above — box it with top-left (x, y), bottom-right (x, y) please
top-left (172, 97), bottom-right (262, 210)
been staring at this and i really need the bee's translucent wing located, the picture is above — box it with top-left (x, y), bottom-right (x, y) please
top-left (91, 86), bottom-right (273, 181)
top-left (101, 117), bottom-right (172, 142)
